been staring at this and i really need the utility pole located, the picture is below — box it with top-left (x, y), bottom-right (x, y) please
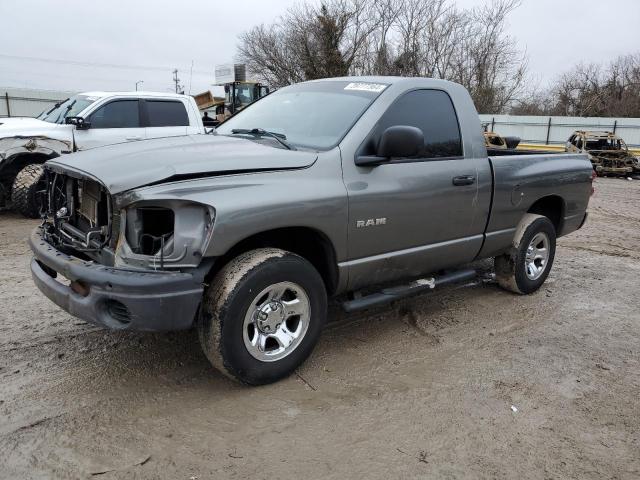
top-left (172, 69), bottom-right (183, 94)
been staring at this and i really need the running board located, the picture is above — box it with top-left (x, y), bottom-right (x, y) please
top-left (341, 268), bottom-right (477, 313)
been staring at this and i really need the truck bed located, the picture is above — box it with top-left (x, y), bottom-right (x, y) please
top-left (478, 152), bottom-right (592, 259)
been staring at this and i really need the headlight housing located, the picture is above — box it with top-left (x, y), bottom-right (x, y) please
top-left (114, 201), bottom-right (215, 270)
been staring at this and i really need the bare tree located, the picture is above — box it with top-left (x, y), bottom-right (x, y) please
top-left (545, 54), bottom-right (640, 117)
top-left (451, 0), bottom-right (527, 113)
top-left (238, 0), bottom-right (376, 87)
top-left (237, 0), bottom-right (528, 112)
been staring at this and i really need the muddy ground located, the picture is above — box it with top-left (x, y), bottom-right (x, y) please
top-left (0, 177), bottom-right (638, 479)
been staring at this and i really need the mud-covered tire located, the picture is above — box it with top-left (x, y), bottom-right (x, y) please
top-left (198, 248), bottom-right (327, 385)
top-left (494, 213), bottom-right (556, 295)
top-left (11, 164), bottom-right (45, 218)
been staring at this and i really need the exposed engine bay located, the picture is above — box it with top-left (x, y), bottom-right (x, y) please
top-left (43, 171), bottom-right (115, 260)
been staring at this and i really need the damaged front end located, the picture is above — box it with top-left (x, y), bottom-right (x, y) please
top-left (41, 166), bottom-right (215, 271)
top-left (30, 166), bottom-right (216, 331)
top-left (0, 135), bottom-right (72, 209)
top-left (42, 169), bottom-right (115, 263)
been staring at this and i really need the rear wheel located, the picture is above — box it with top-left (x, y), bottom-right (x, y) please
top-left (495, 213), bottom-right (556, 294)
top-left (198, 248), bottom-right (327, 385)
top-left (11, 164), bottom-right (45, 218)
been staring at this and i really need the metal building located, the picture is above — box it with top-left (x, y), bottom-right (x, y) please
top-left (1, 87), bottom-right (77, 118)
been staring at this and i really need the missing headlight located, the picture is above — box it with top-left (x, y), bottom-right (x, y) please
top-left (116, 201), bottom-right (215, 270)
top-left (125, 207), bottom-right (174, 256)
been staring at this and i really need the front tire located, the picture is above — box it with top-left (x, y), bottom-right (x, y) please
top-left (11, 164), bottom-right (45, 218)
top-left (198, 248), bottom-right (327, 385)
top-left (495, 213), bottom-right (556, 294)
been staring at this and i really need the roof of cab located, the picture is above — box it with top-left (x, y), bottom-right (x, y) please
top-left (575, 130), bottom-right (620, 138)
top-left (305, 75), bottom-right (460, 87)
top-left (79, 91), bottom-right (190, 99)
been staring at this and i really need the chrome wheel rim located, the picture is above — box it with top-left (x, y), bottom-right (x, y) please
top-left (525, 232), bottom-right (550, 280)
top-left (243, 281), bottom-right (310, 362)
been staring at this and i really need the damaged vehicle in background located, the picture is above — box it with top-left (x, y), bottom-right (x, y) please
top-left (0, 91), bottom-right (206, 217)
top-left (566, 130), bottom-right (640, 176)
top-left (482, 123), bottom-right (521, 150)
top-left (29, 77), bottom-right (593, 385)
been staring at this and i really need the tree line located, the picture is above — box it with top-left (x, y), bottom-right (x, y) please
top-left (237, 0), bottom-right (640, 117)
top-left (513, 54), bottom-right (640, 117)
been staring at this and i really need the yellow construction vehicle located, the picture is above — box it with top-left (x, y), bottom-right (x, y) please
top-left (214, 64), bottom-right (269, 124)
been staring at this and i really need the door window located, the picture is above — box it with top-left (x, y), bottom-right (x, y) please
top-left (89, 100), bottom-right (140, 128)
top-left (362, 89), bottom-right (463, 159)
top-left (145, 100), bottom-right (189, 127)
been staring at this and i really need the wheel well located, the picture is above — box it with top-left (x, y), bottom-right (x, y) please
top-left (527, 195), bottom-right (564, 233)
top-left (207, 227), bottom-right (339, 295)
top-left (0, 153), bottom-right (53, 188)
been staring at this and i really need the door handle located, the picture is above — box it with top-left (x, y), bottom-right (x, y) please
top-left (452, 175), bottom-right (476, 186)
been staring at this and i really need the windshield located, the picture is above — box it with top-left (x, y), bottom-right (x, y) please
top-left (233, 84), bottom-right (255, 107)
top-left (37, 95), bottom-right (98, 124)
top-left (216, 80), bottom-right (387, 150)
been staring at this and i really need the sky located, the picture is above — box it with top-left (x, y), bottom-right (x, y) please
top-left (0, 0), bottom-right (638, 95)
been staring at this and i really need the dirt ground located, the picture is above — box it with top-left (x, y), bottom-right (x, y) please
top-left (0, 177), bottom-right (639, 479)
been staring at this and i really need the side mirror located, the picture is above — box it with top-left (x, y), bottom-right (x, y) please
top-left (65, 116), bottom-right (91, 130)
top-left (356, 125), bottom-right (424, 167)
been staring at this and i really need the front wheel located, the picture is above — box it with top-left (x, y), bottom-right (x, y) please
top-left (11, 163), bottom-right (46, 218)
top-left (495, 214), bottom-right (556, 294)
top-left (198, 248), bottom-right (327, 385)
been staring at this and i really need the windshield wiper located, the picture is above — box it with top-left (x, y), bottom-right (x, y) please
top-left (231, 128), bottom-right (295, 150)
top-left (41, 101), bottom-right (62, 118)
top-left (61, 100), bottom-right (76, 120)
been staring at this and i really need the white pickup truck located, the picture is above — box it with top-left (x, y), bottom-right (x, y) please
top-left (0, 91), bottom-right (205, 217)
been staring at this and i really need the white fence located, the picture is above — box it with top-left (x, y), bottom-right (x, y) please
top-left (0, 87), bottom-right (76, 118)
top-left (479, 114), bottom-right (640, 148)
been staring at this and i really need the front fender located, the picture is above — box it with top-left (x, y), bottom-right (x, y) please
top-left (0, 135), bottom-right (71, 167)
top-left (112, 150), bottom-right (349, 264)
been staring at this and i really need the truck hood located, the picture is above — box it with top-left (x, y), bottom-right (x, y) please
top-left (0, 117), bottom-right (71, 137)
top-left (46, 134), bottom-right (318, 194)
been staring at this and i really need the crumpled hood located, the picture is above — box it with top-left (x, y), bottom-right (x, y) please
top-left (46, 134), bottom-right (318, 194)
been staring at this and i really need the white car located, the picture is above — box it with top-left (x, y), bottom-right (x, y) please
top-left (0, 91), bottom-right (206, 217)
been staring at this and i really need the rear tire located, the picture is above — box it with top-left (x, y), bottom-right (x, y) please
top-left (495, 213), bottom-right (556, 294)
top-left (198, 248), bottom-right (327, 385)
top-left (11, 164), bottom-right (45, 218)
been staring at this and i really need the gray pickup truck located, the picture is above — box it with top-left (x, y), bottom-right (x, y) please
top-left (29, 77), bottom-right (593, 385)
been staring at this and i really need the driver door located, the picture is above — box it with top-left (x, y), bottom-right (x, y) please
top-left (74, 99), bottom-right (145, 150)
top-left (341, 89), bottom-right (490, 290)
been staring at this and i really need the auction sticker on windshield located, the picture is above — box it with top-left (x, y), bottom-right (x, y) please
top-left (344, 82), bottom-right (387, 93)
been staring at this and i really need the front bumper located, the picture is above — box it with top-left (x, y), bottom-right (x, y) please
top-left (29, 227), bottom-right (203, 331)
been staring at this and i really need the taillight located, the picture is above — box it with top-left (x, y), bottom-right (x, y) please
top-left (590, 170), bottom-right (597, 196)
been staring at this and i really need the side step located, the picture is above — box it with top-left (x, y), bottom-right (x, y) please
top-left (341, 268), bottom-right (477, 313)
